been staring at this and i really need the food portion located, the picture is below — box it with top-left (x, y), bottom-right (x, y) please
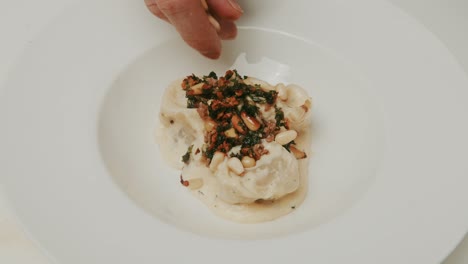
top-left (157, 70), bottom-right (312, 223)
top-left (215, 141), bottom-right (300, 204)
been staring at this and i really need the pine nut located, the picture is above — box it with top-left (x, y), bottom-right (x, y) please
top-left (224, 127), bottom-right (238, 138)
top-left (208, 15), bottom-right (221, 32)
top-left (204, 119), bottom-right (216, 132)
top-left (191, 82), bottom-right (204, 95)
top-left (240, 111), bottom-right (261, 131)
top-left (290, 146), bottom-right (307, 159)
top-left (277, 83), bottom-right (288, 101)
top-left (241, 156), bottom-right (256, 168)
top-left (228, 70), bottom-right (238, 80)
top-left (227, 157), bottom-right (244, 175)
top-left (201, 0), bottom-right (220, 32)
top-left (210, 151), bottom-right (225, 171)
top-left (201, 0), bottom-right (209, 10)
top-left (275, 130), bottom-right (298, 145)
top-left (231, 115), bottom-right (246, 134)
top-left (187, 178), bottom-right (204, 190)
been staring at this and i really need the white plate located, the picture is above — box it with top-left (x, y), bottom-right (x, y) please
top-left (1, 0), bottom-right (468, 263)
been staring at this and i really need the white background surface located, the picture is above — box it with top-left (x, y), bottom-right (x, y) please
top-left (0, 0), bottom-right (467, 263)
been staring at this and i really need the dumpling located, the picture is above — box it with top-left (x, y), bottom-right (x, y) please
top-left (215, 142), bottom-right (300, 204)
top-left (156, 70), bottom-right (312, 223)
top-left (276, 84), bottom-right (312, 131)
top-left (157, 80), bottom-right (204, 169)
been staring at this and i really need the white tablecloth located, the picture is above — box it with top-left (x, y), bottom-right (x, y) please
top-left (0, 0), bottom-right (467, 263)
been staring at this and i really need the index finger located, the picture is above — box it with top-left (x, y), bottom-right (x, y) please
top-left (156, 0), bottom-right (222, 59)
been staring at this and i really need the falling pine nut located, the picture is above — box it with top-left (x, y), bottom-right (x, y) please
top-left (227, 157), bottom-right (244, 175)
top-left (201, 0), bottom-right (209, 10)
top-left (210, 152), bottom-right (225, 171)
top-left (208, 15), bottom-right (221, 32)
top-left (275, 130), bottom-right (298, 145)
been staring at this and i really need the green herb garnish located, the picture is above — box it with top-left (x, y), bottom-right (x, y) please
top-left (182, 145), bottom-right (194, 164)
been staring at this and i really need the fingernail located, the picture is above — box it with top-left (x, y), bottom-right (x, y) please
top-left (227, 0), bottom-right (243, 13)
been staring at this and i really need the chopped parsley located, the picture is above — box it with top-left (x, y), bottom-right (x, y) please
top-left (181, 145), bottom-right (194, 164)
top-left (242, 131), bottom-right (262, 147)
top-left (181, 70), bottom-right (295, 161)
top-left (242, 103), bottom-right (259, 116)
top-left (275, 106), bottom-right (286, 128)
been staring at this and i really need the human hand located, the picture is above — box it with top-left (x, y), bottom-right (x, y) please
top-left (145, 0), bottom-right (243, 59)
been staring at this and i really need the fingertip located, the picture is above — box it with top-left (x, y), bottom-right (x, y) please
top-left (207, 0), bottom-right (243, 21)
top-left (226, 0), bottom-right (243, 14)
top-left (199, 42), bottom-right (222, 59)
top-left (145, 0), bottom-right (170, 22)
top-left (201, 50), bottom-right (222, 59)
top-left (218, 20), bottom-right (237, 40)
top-left (184, 27), bottom-right (222, 59)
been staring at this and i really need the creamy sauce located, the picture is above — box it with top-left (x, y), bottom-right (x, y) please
top-left (189, 139), bottom-right (310, 224)
top-left (157, 76), bottom-right (312, 223)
